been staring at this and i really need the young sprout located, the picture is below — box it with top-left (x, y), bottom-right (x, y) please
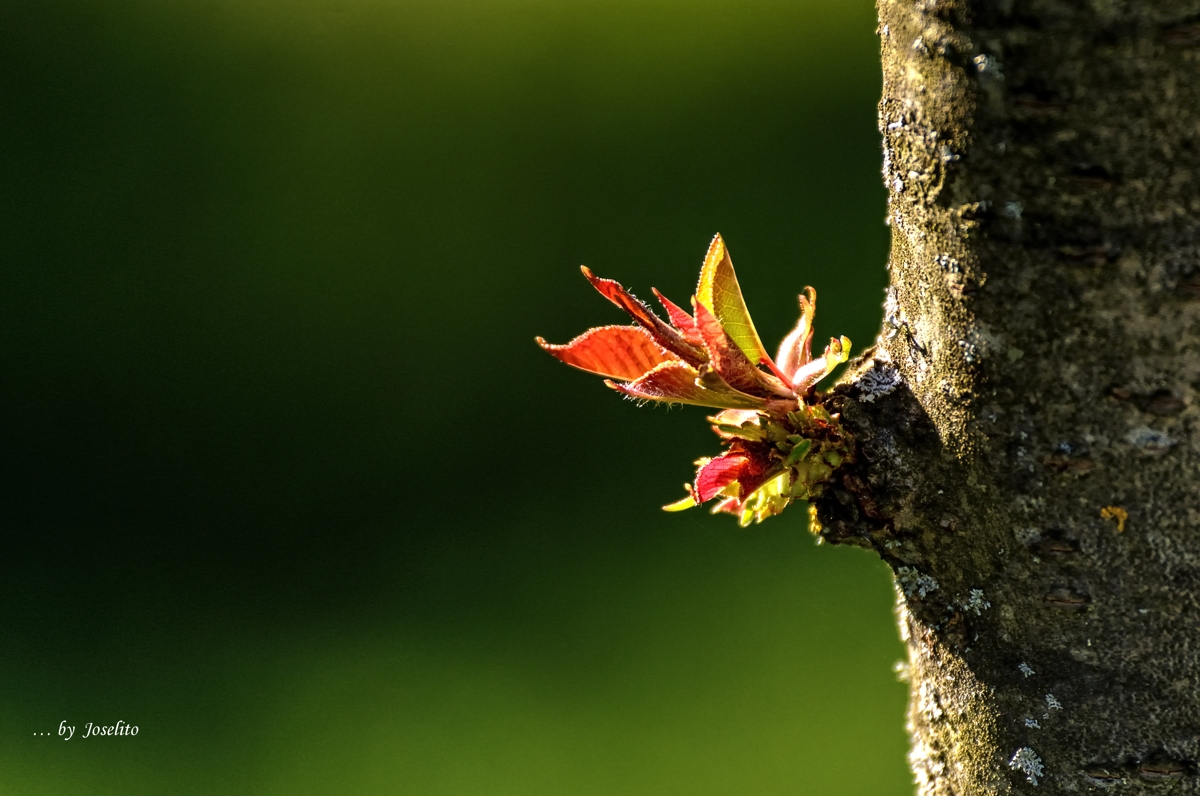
top-left (537, 234), bottom-right (853, 525)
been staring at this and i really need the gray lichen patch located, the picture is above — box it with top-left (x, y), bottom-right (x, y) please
top-left (897, 566), bottom-right (941, 599)
top-left (1009, 747), bottom-right (1044, 786)
top-left (1125, 425), bottom-right (1177, 455)
top-left (960, 589), bottom-right (991, 616)
top-left (858, 362), bottom-right (902, 403)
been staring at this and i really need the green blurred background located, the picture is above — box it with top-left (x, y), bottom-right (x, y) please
top-left (1, 0), bottom-right (907, 792)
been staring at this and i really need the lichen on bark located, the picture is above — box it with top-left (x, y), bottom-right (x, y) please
top-left (813, 0), bottom-right (1200, 792)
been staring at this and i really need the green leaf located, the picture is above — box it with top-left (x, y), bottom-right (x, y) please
top-left (694, 234), bottom-right (770, 366)
top-left (712, 423), bottom-right (766, 441)
top-left (663, 491), bottom-right (697, 512)
top-left (691, 296), bottom-right (770, 393)
top-left (786, 438), bottom-right (812, 465)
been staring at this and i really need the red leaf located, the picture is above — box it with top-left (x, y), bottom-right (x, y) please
top-left (652, 288), bottom-right (703, 345)
top-left (605, 361), bottom-right (767, 410)
top-left (695, 364), bottom-right (777, 407)
top-left (694, 453), bottom-right (749, 502)
top-left (580, 267), bottom-right (707, 364)
top-left (537, 325), bottom-right (678, 380)
top-left (692, 298), bottom-right (784, 395)
top-left (731, 456), bottom-right (773, 500)
top-left (710, 496), bottom-right (743, 516)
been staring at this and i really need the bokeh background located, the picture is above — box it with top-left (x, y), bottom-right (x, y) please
top-left (2, 0), bottom-right (907, 792)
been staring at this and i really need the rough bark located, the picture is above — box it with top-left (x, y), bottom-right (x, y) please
top-left (813, 1), bottom-right (1200, 793)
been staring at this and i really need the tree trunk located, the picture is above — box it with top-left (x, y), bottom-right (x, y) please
top-left (813, 1), bottom-right (1200, 792)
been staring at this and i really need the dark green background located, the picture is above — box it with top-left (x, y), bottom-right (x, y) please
top-left (2, 0), bottom-right (907, 792)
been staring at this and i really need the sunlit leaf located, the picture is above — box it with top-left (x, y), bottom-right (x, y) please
top-left (581, 267), bottom-right (706, 364)
top-left (737, 471), bottom-right (792, 525)
top-left (694, 364), bottom-right (775, 407)
top-left (707, 409), bottom-right (769, 442)
top-left (691, 297), bottom-right (768, 392)
top-left (651, 287), bottom-right (703, 345)
top-left (710, 496), bottom-right (741, 516)
top-left (694, 452), bottom-right (750, 502)
top-left (694, 234), bottom-right (769, 365)
top-left (536, 325), bottom-right (677, 380)
top-left (605, 361), bottom-right (766, 409)
top-left (662, 489), bottom-right (697, 512)
top-left (711, 422), bottom-right (767, 441)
